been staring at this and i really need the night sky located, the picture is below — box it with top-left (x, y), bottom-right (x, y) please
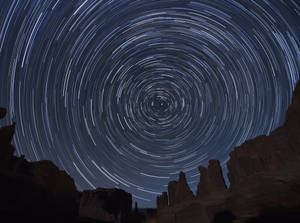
top-left (0, 0), bottom-right (300, 208)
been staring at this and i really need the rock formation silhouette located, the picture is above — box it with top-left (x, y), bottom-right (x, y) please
top-left (157, 192), bottom-right (168, 209)
top-left (156, 80), bottom-right (300, 223)
top-left (196, 160), bottom-right (227, 198)
top-left (0, 107), bottom-right (80, 221)
top-left (0, 107), bottom-right (143, 223)
top-left (79, 188), bottom-right (132, 222)
top-left (168, 171), bottom-right (194, 206)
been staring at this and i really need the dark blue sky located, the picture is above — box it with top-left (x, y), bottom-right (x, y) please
top-left (1, 0), bottom-right (300, 207)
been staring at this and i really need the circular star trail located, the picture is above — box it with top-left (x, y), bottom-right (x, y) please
top-left (0, 0), bottom-right (300, 207)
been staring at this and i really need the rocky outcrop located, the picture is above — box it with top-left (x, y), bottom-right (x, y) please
top-left (157, 192), bottom-right (168, 209)
top-left (79, 188), bottom-right (132, 222)
top-left (168, 172), bottom-right (194, 206)
top-left (196, 160), bottom-right (227, 198)
top-left (227, 80), bottom-right (300, 187)
top-left (223, 80), bottom-right (300, 220)
top-left (157, 80), bottom-right (300, 223)
top-left (31, 160), bottom-right (78, 211)
top-left (226, 167), bottom-right (300, 220)
top-left (0, 108), bottom-right (79, 220)
top-left (0, 106), bottom-right (141, 223)
top-left (226, 128), bottom-right (294, 187)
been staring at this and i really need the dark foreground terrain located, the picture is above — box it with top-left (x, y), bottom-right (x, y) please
top-left (0, 107), bottom-right (148, 223)
top-left (156, 81), bottom-right (300, 223)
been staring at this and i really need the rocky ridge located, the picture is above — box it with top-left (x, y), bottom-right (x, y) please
top-left (0, 108), bottom-right (80, 221)
top-left (196, 160), bottom-right (227, 198)
top-left (156, 80), bottom-right (300, 223)
top-left (167, 171), bottom-right (195, 206)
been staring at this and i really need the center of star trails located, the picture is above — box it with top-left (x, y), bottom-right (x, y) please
top-left (151, 96), bottom-right (170, 114)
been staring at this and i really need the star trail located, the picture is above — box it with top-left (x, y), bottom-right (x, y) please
top-left (0, 0), bottom-right (300, 207)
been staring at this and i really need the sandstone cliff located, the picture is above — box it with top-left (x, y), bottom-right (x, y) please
top-left (157, 80), bottom-right (300, 223)
top-left (168, 172), bottom-right (194, 206)
top-left (157, 191), bottom-right (168, 209)
top-left (227, 79), bottom-right (300, 187)
top-left (196, 160), bottom-right (227, 198)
